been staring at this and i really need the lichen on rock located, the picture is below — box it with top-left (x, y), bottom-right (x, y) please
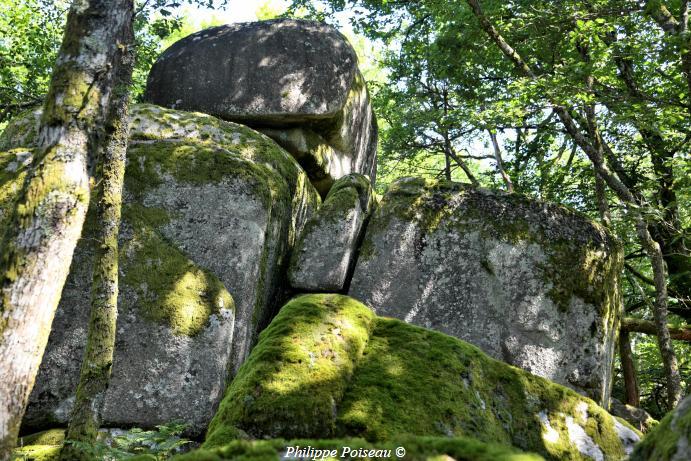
top-left (143, 19), bottom-right (377, 195)
top-left (349, 177), bottom-right (623, 404)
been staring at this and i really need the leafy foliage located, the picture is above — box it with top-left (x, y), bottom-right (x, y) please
top-left (0, 0), bottom-right (229, 125)
top-left (64, 423), bottom-right (191, 461)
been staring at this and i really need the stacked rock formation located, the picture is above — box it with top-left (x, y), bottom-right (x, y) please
top-left (1, 17), bottom-right (662, 461)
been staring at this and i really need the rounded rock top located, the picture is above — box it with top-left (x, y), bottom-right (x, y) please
top-left (144, 19), bottom-right (359, 123)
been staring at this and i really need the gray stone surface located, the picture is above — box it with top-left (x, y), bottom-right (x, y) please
top-left (289, 174), bottom-right (374, 292)
top-left (257, 127), bottom-right (345, 196)
top-left (145, 19), bottom-right (357, 121)
top-left (144, 19), bottom-right (377, 193)
top-left (348, 177), bottom-right (623, 405)
top-left (20, 106), bottom-right (320, 435)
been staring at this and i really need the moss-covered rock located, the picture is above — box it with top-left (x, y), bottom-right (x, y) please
top-left (0, 107), bottom-right (41, 151)
top-left (609, 399), bottom-right (658, 433)
top-left (201, 294), bottom-right (639, 460)
top-left (349, 177), bottom-right (623, 404)
top-left (12, 429), bottom-right (64, 461)
top-left (288, 174), bottom-right (374, 292)
top-left (630, 395), bottom-right (691, 461)
top-left (205, 294), bottom-right (375, 443)
top-left (5, 107), bottom-right (320, 436)
top-left (172, 436), bottom-right (544, 461)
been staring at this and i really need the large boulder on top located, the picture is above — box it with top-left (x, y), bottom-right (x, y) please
top-left (348, 178), bottom-right (623, 405)
top-left (144, 19), bottom-right (377, 196)
top-left (289, 173), bottom-right (374, 292)
top-left (201, 294), bottom-right (639, 461)
top-left (1, 104), bottom-right (320, 435)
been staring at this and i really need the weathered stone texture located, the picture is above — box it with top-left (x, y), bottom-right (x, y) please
top-left (289, 173), bottom-right (374, 292)
top-left (11, 105), bottom-right (320, 435)
top-left (143, 19), bottom-right (377, 194)
top-left (349, 178), bottom-right (623, 404)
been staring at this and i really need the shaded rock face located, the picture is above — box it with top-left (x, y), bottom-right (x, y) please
top-left (144, 19), bottom-right (377, 195)
top-left (203, 294), bottom-right (639, 461)
top-left (289, 173), bottom-right (374, 292)
top-left (6, 104), bottom-right (320, 436)
top-left (349, 178), bottom-right (623, 405)
top-left (609, 399), bottom-right (658, 433)
top-left (630, 395), bottom-right (691, 461)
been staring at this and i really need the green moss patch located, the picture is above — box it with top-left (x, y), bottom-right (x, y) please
top-left (338, 318), bottom-right (635, 460)
top-left (0, 149), bottom-right (33, 229)
top-left (18, 429), bottom-right (65, 447)
top-left (121, 204), bottom-right (234, 336)
top-left (127, 104), bottom-right (321, 236)
top-left (13, 429), bottom-right (65, 461)
top-left (11, 445), bottom-right (61, 461)
top-left (204, 294), bottom-right (376, 443)
top-left (173, 436), bottom-right (543, 461)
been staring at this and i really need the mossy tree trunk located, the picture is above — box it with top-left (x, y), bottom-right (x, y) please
top-left (466, 0), bottom-right (683, 409)
top-left (60, 21), bottom-right (135, 461)
top-left (0, 1), bottom-right (134, 459)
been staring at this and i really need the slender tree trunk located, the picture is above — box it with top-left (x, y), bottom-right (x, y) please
top-left (60, 23), bottom-right (134, 461)
top-left (488, 129), bottom-right (514, 192)
top-left (0, 1), bottom-right (134, 458)
top-left (466, 0), bottom-right (683, 408)
top-left (594, 172), bottom-right (611, 227)
top-left (447, 146), bottom-right (478, 185)
top-left (619, 330), bottom-right (641, 407)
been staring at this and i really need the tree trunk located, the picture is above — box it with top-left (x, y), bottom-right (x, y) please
top-left (619, 330), bottom-right (640, 407)
top-left (60, 22), bottom-right (134, 461)
top-left (465, 0), bottom-right (683, 408)
top-left (488, 130), bottom-right (514, 192)
top-left (0, 1), bottom-right (134, 458)
top-left (444, 150), bottom-right (451, 181)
